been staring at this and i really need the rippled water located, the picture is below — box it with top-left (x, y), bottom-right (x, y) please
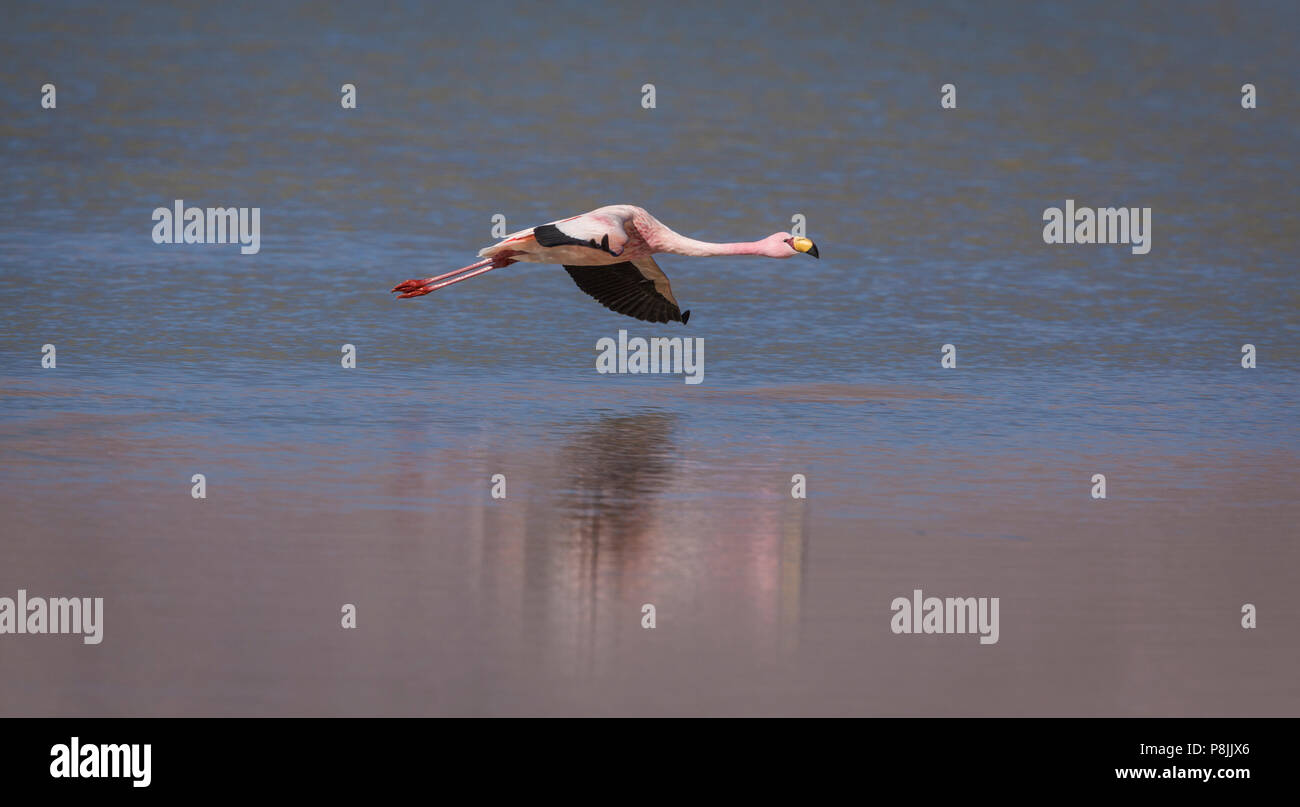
top-left (1, 1), bottom-right (1297, 715)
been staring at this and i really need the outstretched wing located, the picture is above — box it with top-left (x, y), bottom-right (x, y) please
top-left (538, 208), bottom-right (634, 254)
top-left (564, 257), bottom-right (690, 324)
top-left (479, 210), bottom-right (630, 260)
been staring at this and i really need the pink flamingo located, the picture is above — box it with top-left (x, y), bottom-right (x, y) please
top-left (391, 204), bottom-right (820, 324)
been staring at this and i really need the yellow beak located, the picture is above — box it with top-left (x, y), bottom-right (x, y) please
top-left (790, 237), bottom-right (820, 258)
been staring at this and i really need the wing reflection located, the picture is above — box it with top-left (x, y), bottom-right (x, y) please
top-left (471, 411), bottom-right (809, 682)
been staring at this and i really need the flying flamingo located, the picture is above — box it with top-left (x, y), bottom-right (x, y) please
top-left (391, 204), bottom-right (820, 324)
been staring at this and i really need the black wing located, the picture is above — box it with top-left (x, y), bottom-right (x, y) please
top-left (535, 223), bottom-right (620, 256)
top-left (563, 259), bottom-right (690, 324)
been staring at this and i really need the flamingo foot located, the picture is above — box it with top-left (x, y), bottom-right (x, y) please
top-left (391, 278), bottom-right (433, 294)
top-left (394, 285), bottom-right (435, 299)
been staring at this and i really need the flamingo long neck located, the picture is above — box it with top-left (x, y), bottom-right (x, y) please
top-left (657, 230), bottom-right (768, 258)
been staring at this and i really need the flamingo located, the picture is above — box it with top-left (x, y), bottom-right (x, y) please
top-left (391, 204), bottom-right (820, 324)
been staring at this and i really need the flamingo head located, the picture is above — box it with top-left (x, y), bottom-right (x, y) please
top-left (772, 232), bottom-right (820, 259)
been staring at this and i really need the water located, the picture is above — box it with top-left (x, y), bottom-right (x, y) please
top-left (1, 0), bottom-right (1297, 715)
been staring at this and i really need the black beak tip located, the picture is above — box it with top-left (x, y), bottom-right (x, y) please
top-left (808, 243), bottom-right (820, 259)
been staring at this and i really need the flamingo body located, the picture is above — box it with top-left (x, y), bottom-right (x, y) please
top-left (392, 205), bottom-right (819, 324)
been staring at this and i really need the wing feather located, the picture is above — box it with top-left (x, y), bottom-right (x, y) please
top-left (563, 257), bottom-right (689, 324)
top-left (535, 213), bottom-right (628, 256)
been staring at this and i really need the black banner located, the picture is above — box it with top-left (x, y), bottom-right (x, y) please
top-left (1, 718), bottom-right (1281, 794)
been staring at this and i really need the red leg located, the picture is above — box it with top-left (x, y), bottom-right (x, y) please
top-left (392, 259), bottom-right (491, 295)
top-left (392, 255), bottom-right (519, 299)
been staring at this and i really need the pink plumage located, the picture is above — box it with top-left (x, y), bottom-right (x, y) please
top-left (391, 205), bottom-right (819, 324)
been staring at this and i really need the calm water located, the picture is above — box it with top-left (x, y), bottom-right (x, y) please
top-left (1, 1), bottom-right (1297, 715)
